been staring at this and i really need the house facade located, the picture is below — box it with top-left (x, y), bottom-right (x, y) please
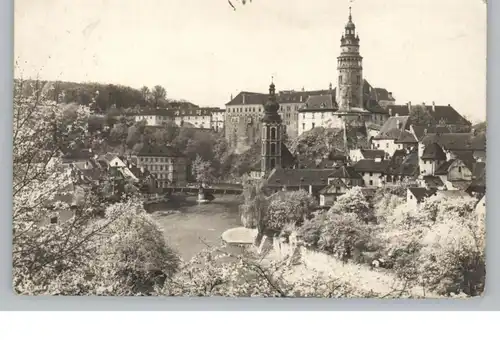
top-left (134, 145), bottom-right (187, 187)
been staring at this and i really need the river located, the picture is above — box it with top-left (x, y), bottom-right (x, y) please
top-left (149, 194), bottom-right (244, 261)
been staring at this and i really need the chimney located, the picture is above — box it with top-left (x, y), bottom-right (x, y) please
top-left (300, 96), bottom-right (303, 102)
top-left (408, 101), bottom-right (412, 111)
top-left (395, 113), bottom-right (399, 117)
top-left (424, 129), bottom-right (428, 135)
top-left (388, 92), bottom-right (393, 99)
top-left (242, 94), bottom-right (246, 105)
top-left (302, 87), bottom-right (305, 91)
top-left (389, 108), bottom-right (393, 116)
top-left (432, 101), bottom-right (436, 112)
top-left (397, 119), bottom-right (402, 129)
top-left (140, 166), bottom-right (145, 173)
top-left (230, 93), bottom-right (233, 100)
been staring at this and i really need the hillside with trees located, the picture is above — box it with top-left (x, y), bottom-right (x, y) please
top-left (16, 79), bottom-right (199, 114)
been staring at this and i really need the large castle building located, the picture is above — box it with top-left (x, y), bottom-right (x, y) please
top-left (224, 7), bottom-right (469, 154)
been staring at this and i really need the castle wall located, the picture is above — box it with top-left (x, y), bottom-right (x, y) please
top-left (225, 112), bottom-right (261, 154)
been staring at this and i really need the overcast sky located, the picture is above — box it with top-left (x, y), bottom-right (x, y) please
top-left (15, 0), bottom-right (486, 122)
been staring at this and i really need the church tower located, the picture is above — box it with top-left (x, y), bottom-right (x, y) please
top-left (336, 7), bottom-right (364, 111)
top-left (261, 80), bottom-right (282, 174)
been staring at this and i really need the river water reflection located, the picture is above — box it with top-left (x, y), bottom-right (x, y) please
top-left (149, 194), bottom-right (244, 261)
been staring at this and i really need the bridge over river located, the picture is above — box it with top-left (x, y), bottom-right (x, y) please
top-left (161, 183), bottom-right (244, 196)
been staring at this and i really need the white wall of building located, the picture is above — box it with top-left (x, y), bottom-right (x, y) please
top-left (298, 111), bottom-right (342, 136)
top-left (360, 172), bottom-right (384, 187)
top-left (372, 139), bottom-right (399, 156)
top-left (406, 189), bottom-right (419, 210)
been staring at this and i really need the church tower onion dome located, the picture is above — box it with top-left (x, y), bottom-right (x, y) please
top-left (262, 82), bottom-right (281, 123)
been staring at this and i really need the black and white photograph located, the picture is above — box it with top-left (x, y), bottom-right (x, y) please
top-left (12, 0), bottom-right (487, 298)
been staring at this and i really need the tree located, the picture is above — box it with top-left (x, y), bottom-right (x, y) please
top-left (297, 211), bottom-right (372, 262)
top-left (151, 85), bottom-right (167, 108)
top-left (12, 78), bottom-right (182, 296)
top-left (12, 79), bottom-right (135, 294)
top-left (408, 104), bottom-right (434, 126)
top-left (240, 179), bottom-right (268, 246)
top-left (78, 202), bottom-right (181, 296)
top-left (418, 213), bottom-right (485, 296)
top-left (140, 86), bottom-right (151, 106)
top-left (266, 190), bottom-right (316, 232)
top-left (160, 245), bottom-right (377, 298)
top-left (192, 155), bottom-right (214, 186)
top-left (329, 187), bottom-right (374, 223)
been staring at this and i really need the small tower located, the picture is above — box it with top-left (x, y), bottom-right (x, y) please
top-left (336, 6), bottom-right (364, 111)
top-left (261, 80), bottom-right (282, 174)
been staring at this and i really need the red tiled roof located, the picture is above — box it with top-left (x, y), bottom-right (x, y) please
top-left (136, 144), bottom-right (184, 157)
top-left (360, 149), bottom-right (385, 160)
top-left (373, 116), bottom-right (411, 140)
top-left (353, 159), bottom-right (390, 173)
top-left (386, 104), bottom-right (471, 127)
top-left (421, 143), bottom-right (447, 160)
top-left (328, 165), bottom-right (363, 179)
top-left (434, 160), bottom-right (455, 175)
top-left (395, 130), bottom-right (418, 144)
top-left (423, 176), bottom-right (445, 188)
top-left (319, 178), bottom-right (347, 194)
top-left (409, 187), bottom-right (437, 203)
top-left (421, 132), bottom-right (486, 151)
top-left (300, 94), bottom-right (337, 112)
top-left (411, 125), bottom-right (451, 141)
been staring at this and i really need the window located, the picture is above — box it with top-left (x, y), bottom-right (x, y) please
top-left (410, 195), bottom-right (413, 200)
top-left (369, 180), bottom-right (373, 186)
top-left (339, 76), bottom-right (342, 84)
top-left (458, 167), bottom-right (462, 173)
top-left (357, 75), bottom-right (361, 84)
top-left (386, 143), bottom-right (389, 148)
top-left (302, 123), bottom-right (305, 130)
top-left (369, 172), bottom-right (373, 176)
top-left (270, 143), bottom-right (276, 155)
top-left (270, 127), bottom-right (277, 140)
top-left (50, 216), bottom-right (58, 224)
top-left (270, 158), bottom-right (276, 168)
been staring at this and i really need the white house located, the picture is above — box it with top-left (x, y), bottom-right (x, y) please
top-left (407, 187), bottom-right (436, 210)
top-left (371, 115), bottom-right (415, 157)
top-left (419, 142), bottom-right (447, 177)
top-left (353, 158), bottom-right (390, 187)
top-left (297, 94), bottom-right (340, 136)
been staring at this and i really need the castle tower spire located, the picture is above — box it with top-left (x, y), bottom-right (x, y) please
top-left (336, 6), bottom-right (364, 111)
